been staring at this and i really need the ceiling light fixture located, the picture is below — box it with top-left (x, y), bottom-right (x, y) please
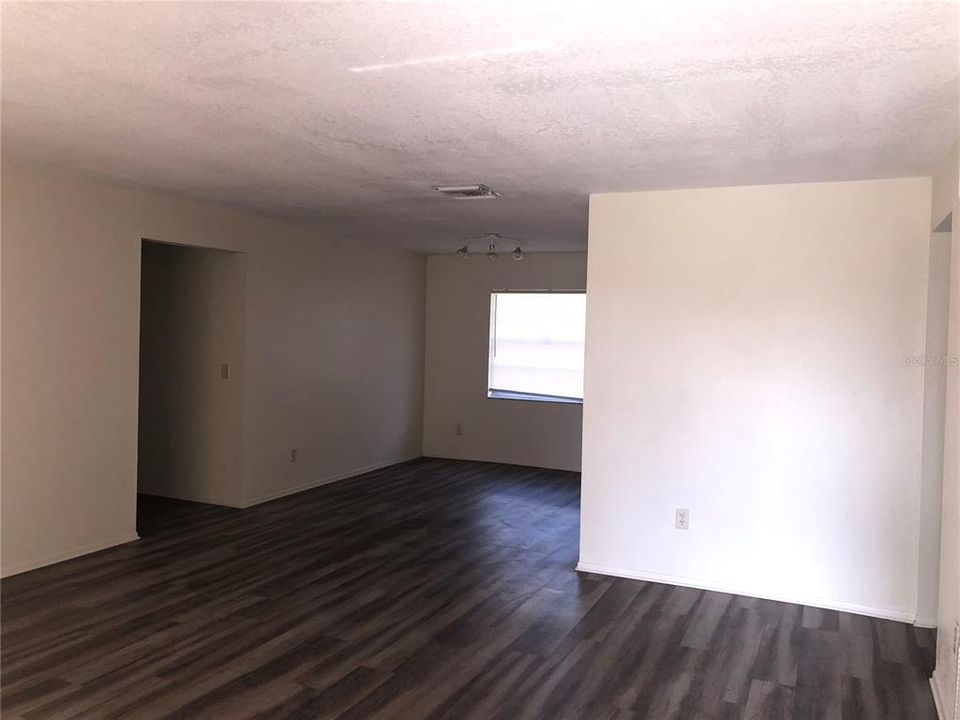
top-left (455, 233), bottom-right (527, 262)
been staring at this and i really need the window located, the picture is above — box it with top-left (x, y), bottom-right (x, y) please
top-left (487, 291), bottom-right (586, 404)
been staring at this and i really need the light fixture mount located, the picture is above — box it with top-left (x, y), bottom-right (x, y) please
top-left (433, 184), bottom-right (501, 200)
top-left (453, 232), bottom-right (525, 262)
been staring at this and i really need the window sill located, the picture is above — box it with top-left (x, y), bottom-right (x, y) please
top-left (487, 390), bottom-right (583, 405)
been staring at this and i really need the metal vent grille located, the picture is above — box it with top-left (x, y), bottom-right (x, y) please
top-left (433, 184), bottom-right (501, 199)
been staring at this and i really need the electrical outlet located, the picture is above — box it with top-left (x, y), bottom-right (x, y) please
top-left (455, 423), bottom-right (463, 436)
top-left (289, 448), bottom-right (298, 463)
top-left (220, 363), bottom-right (230, 379)
top-left (676, 508), bottom-right (690, 530)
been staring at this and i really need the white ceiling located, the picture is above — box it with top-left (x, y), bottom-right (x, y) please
top-left (2, 2), bottom-right (957, 253)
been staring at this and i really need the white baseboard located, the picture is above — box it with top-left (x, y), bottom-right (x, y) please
top-left (1, 532), bottom-right (141, 579)
top-left (137, 487), bottom-right (244, 508)
top-left (576, 561), bottom-right (916, 624)
top-left (242, 455), bottom-right (422, 507)
top-left (2, 457), bottom-right (422, 577)
top-left (421, 452), bottom-right (581, 473)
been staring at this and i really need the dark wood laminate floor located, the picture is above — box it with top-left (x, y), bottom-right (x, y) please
top-left (1, 458), bottom-right (938, 720)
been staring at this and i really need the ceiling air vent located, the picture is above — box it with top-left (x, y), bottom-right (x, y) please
top-left (433, 184), bottom-right (501, 200)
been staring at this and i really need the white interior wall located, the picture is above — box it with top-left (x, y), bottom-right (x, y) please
top-left (138, 241), bottom-right (247, 507)
top-left (0, 158), bottom-right (426, 577)
top-left (917, 231), bottom-right (952, 627)
top-left (932, 139), bottom-right (959, 234)
top-left (422, 253), bottom-right (586, 471)
top-left (931, 138), bottom-right (960, 720)
top-left (580, 178), bottom-right (932, 621)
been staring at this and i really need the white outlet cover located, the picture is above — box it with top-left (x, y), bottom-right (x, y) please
top-left (676, 508), bottom-right (690, 530)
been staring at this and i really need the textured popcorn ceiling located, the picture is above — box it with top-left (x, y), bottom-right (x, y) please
top-left (2, 2), bottom-right (957, 253)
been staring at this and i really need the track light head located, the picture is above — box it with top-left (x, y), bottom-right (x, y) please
top-left (512, 246), bottom-right (525, 262)
top-left (456, 244), bottom-right (469, 260)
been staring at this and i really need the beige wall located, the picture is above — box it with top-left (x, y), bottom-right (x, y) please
top-left (933, 139), bottom-right (959, 232)
top-left (931, 140), bottom-right (959, 720)
top-left (1, 158), bottom-right (426, 576)
top-left (581, 178), bottom-right (932, 621)
top-left (138, 241), bottom-right (247, 506)
top-left (423, 253), bottom-right (586, 471)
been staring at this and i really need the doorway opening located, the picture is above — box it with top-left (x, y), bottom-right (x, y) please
top-left (137, 240), bottom-right (247, 534)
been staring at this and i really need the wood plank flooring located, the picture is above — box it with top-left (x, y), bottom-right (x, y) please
top-left (1, 458), bottom-right (938, 719)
